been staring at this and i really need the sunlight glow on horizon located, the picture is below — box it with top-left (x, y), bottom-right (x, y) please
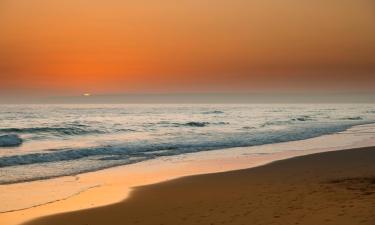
top-left (0, 0), bottom-right (374, 96)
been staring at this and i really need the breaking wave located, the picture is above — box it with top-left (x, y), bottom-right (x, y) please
top-left (0, 121), bottom-right (367, 171)
top-left (1, 104), bottom-right (374, 184)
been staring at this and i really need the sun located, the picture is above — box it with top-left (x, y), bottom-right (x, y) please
top-left (83, 93), bottom-right (91, 97)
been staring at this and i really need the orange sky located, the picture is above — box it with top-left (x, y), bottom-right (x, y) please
top-left (0, 0), bottom-right (374, 96)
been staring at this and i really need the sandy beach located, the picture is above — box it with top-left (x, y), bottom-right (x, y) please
top-left (24, 146), bottom-right (375, 225)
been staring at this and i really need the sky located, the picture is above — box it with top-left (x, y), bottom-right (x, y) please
top-left (0, 0), bottom-right (374, 98)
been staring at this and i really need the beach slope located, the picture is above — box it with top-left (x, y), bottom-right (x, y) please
top-left (25, 147), bottom-right (375, 225)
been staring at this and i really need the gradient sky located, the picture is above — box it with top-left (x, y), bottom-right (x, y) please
top-left (0, 0), bottom-right (374, 96)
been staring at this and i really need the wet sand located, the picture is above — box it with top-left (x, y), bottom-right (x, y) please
top-left (25, 146), bottom-right (375, 225)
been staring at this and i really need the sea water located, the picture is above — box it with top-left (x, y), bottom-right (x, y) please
top-left (0, 104), bottom-right (374, 184)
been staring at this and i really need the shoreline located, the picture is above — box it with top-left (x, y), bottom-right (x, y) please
top-left (1, 123), bottom-right (375, 225)
top-left (26, 146), bottom-right (375, 225)
top-left (1, 121), bottom-right (369, 185)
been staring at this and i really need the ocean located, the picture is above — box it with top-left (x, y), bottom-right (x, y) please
top-left (0, 104), bottom-right (374, 184)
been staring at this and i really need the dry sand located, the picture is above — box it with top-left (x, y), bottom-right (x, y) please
top-left (25, 146), bottom-right (375, 225)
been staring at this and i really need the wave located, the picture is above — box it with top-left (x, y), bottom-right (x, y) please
top-left (291, 115), bottom-right (314, 122)
top-left (242, 126), bottom-right (256, 130)
top-left (261, 120), bottom-right (289, 127)
top-left (182, 121), bottom-right (228, 127)
top-left (184, 122), bottom-right (209, 127)
top-left (0, 126), bottom-right (106, 136)
top-left (340, 116), bottom-right (363, 121)
top-left (0, 121), bottom-right (367, 169)
top-left (0, 134), bottom-right (23, 147)
top-left (0, 120), bottom-right (373, 184)
top-left (261, 116), bottom-right (316, 127)
top-left (202, 110), bottom-right (224, 114)
top-left (157, 121), bottom-right (228, 127)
